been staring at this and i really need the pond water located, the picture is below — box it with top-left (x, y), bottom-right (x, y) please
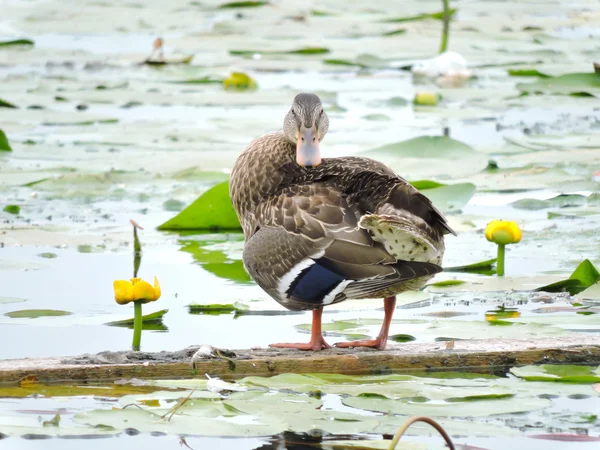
top-left (1, 0), bottom-right (600, 448)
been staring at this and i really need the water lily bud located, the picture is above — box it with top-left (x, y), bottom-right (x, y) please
top-left (485, 220), bottom-right (522, 245)
top-left (113, 276), bottom-right (161, 305)
top-left (223, 72), bottom-right (257, 90)
top-left (413, 91), bottom-right (439, 106)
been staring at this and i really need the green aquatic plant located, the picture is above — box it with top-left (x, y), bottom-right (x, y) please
top-left (485, 220), bottom-right (522, 276)
top-left (113, 221), bottom-right (162, 350)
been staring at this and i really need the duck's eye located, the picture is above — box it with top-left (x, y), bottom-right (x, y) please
top-left (319, 108), bottom-right (324, 115)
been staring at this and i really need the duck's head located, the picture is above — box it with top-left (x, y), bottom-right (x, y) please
top-left (284, 93), bottom-right (329, 168)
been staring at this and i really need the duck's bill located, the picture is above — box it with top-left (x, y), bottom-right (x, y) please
top-left (296, 127), bottom-right (321, 168)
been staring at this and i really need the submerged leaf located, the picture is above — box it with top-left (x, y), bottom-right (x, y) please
top-left (158, 181), bottom-right (241, 231)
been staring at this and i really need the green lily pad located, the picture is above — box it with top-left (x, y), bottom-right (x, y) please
top-left (389, 334), bottom-right (416, 342)
top-left (342, 393), bottom-right (551, 417)
top-left (383, 9), bottom-right (457, 23)
top-left (363, 135), bottom-right (478, 160)
top-left (5, 309), bottom-right (72, 319)
top-left (230, 47), bottom-right (330, 56)
top-left (0, 129), bottom-right (12, 151)
top-left (516, 72), bottom-right (600, 97)
top-left (188, 303), bottom-right (249, 315)
top-left (158, 181), bottom-right (241, 231)
top-left (0, 39), bottom-right (34, 47)
top-left (106, 309), bottom-right (169, 327)
top-left (410, 180), bottom-right (445, 190)
top-left (382, 28), bottom-right (407, 36)
top-left (444, 258), bottom-right (497, 275)
top-left (172, 76), bottom-right (224, 84)
top-left (219, 1), bottom-right (269, 7)
top-left (510, 365), bottom-right (600, 383)
top-left (536, 259), bottom-right (600, 295)
top-left (428, 280), bottom-right (466, 287)
top-left (0, 98), bottom-right (17, 108)
top-left (507, 69), bottom-right (551, 78)
top-left (3, 205), bottom-right (20, 214)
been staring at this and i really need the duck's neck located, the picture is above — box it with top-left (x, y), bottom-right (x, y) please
top-left (230, 131), bottom-right (296, 235)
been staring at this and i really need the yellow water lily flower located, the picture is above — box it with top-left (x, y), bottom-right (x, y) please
top-left (485, 220), bottom-right (522, 246)
top-left (113, 277), bottom-right (161, 305)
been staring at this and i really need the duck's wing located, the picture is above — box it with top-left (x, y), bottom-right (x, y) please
top-left (243, 183), bottom-right (441, 311)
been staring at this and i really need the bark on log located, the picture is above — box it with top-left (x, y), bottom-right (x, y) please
top-left (1, 335), bottom-right (600, 385)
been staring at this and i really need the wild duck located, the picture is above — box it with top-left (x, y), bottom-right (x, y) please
top-left (230, 93), bottom-right (455, 351)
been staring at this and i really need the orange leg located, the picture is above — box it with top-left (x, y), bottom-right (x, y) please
top-left (335, 296), bottom-right (396, 350)
top-left (269, 308), bottom-right (331, 351)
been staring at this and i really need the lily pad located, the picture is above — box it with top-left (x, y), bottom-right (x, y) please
top-left (173, 76), bottom-right (224, 84)
top-left (0, 129), bottom-right (12, 151)
top-left (428, 280), bottom-right (466, 287)
top-left (188, 303), bottom-right (248, 315)
top-left (444, 258), bottom-right (497, 275)
top-left (536, 259), bottom-right (600, 295)
top-left (363, 136), bottom-right (478, 160)
top-left (508, 69), bottom-right (551, 78)
top-left (5, 309), bottom-right (72, 319)
top-left (158, 181), bottom-right (241, 231)
top-left (383, 9), bottom-right (457, 23)
top-left (0, 98), bottom-right (17, 108)
top-left (178, 238), bottom-right (251, 282)
top-left (219, 1), bottom-right (269, 7)
top-left (230, 47), bottom-right (330, 56)
top-left (422, 182), bottom-right (476, 213)
top-left (516, 72), bottom-right (600, 97)
top-left (106, 309), bottom-right (169, 327)
top-left (510, 365), bottom-right (600, 383)
top-left (3, 205), bottom-right (20, 214)
top-left (0, 39), bottom-right (34, 47)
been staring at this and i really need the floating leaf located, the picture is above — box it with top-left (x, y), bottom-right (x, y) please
top-left (507, 69), bottom-right (551, 78)
top-left (3, 205), bottom-right (20, 214)
top-left (384, 9), bottom-right (457, 23)
top-left (516, 73), bottom-right (600, 97)
top-left (0, 39), bottom-right (34, 47)
top-left (5, 309), bottom-right (72, 319)
top-left (158, 181), bottom-right (241, 231)
top-left (230, 47), bottom-right (329, 56)
top-left (428, 280), bottom-right (466, 287)
top-left (413, 92), bottom-right (439, 106)
top-left (444, 259), bottom-right (497, 275)
top-left (510, 365), bottom-right (600, 383)
top-left (172, 76), bottom-right (224, 84)
top-left (188, 303), bottom-right (249, 315)
top-left (389, 334), bottom-right (416, 342)
top-left (223, 72), bottom-right (257, 90)
top-left (0, 98), bottom-right (17, 108)
top-left (106, 309), bottom-right (169, 327)
top-left (0, 129), bottom-right (12, 151)
top-left (219, 1), bottom-right (268, 7)
top-left (529, 434), bottom-right (600, 442)
top-left (410, 180), bottom-right (446, 190)
top-left (536, 259), bottom-right (600, 295)
top-left (142, 55), bottom-right (194, 66)
top-left (362, 135), bottom-right (479, 160)
top-left (382, 28), bottom-right (407, 36)
top-left (38, 252), bottom-right (58, 258)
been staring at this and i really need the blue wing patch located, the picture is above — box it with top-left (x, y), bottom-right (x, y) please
top-left (286, 259), bottom-right (346, 304)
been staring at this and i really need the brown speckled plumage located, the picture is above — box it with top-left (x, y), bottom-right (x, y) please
top-left (230, 100), bottom-right (455, 312)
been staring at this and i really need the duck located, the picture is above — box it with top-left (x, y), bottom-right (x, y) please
top-left (230, 93), bottom-right (455, 351)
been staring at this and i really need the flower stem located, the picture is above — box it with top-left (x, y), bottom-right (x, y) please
top-left (132, 301), bottom-right (142, 351)
top-left (439, 0), bottom-right (450, 53)
top-left (497, 244), bottom-right (506, 277)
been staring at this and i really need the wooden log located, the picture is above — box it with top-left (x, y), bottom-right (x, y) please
top-left (1, 335), bottom-right (600, 385)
